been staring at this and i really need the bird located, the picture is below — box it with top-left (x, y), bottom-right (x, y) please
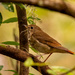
top-left (27, 24), bottom-right (75, 62)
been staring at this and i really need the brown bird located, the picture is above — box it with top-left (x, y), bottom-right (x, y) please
top-left (28, 25), bottom-right (75, 62)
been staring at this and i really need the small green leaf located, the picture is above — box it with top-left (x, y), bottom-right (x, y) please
top-left (27, 16), bottom-right (41, 24)
top-left (28, 20), bottom-right (35, 24)
top-left (5, 70), bottom-right (18, 75)
top-left (27, 16), bottom-right (41, 21)
top-left (47, 69), bottom-right (57, 75)
top-left (30, 45), bottom-right (43, 59)
top-left (2, 3), bottom-right (14, 12)
top-left (24, 57), bottom-right (34, 67)
top-left (29, 73), bottom-right (34, 75)
top-left (0, 12), bottom-right (3, 25)
top-left (13, 73), bottom-right (18, 75)
top-left (5, 70), bottom-right (17, 73)
top-left (27, 16), bottom-right (34, 20)
top-left (29, 45), bottom-right (38, 53)
top-left (33, 62), bottom-right (47, 66)
top-left (0, 65), bottom-right (3, 71)
top-left (51, 66), bottom-right (75, 75)
top-left (24, 57), bottom-right (47, 67)
top-left (35, 17), bottom-right (41, 20)
top-left (2, 17), bottom-right (18, 23)
top-left (2, 41), bottom-right (19, 46)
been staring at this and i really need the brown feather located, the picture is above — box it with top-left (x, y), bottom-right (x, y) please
top-left (28, 25), bottom-right (74, 54)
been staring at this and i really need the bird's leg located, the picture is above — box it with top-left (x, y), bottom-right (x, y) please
top-left (43, 53), bottom-right (52, 62)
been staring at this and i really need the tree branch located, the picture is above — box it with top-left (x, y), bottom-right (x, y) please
top-left (0, 0), bottom-right (75, 18)
top-left (16, 5), bottom-right (29, 75)
top-left (0, 45), bottom-right (51, 75)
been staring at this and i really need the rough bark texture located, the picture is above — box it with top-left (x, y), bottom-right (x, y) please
top-left (0, 0), bottom-right (75, 18)
top-left (16, 5), bottom-right (29, 75)
top-left (0, 46), bottom-right (51, 75)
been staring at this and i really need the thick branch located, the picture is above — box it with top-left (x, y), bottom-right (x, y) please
top-left (0, 46), bottom-right (51, 75)
top-left (16, 5), bottom-right (29, 75)
top-left (0, 0), bottom-right (75, 18)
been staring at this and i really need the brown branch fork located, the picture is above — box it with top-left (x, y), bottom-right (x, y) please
top-left (0, 46), bottom-right (51, 75)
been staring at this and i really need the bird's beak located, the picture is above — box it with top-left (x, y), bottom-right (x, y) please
top-left (23, 25), bottom-right (28, 29)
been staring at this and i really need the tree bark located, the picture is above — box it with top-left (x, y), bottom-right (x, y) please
top-left (0, 46), bottom-right (51, 75)
top-left (16, 5), bottom-right (29, 75)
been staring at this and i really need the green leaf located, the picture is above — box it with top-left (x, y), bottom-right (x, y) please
top-left (28, 20), bottom-right (35, 24)
top-left (27, 16), bottom-right (41, 24)
top-left (27, 16), bottom-right (41, 21)
top-left (30, 45), bottom-right (43, 59)
top-left (0, 12), bottom-right (3, 25)
top-left (29, 45), bottom-right (38, 53)
top-left (29, 73), bottom-right (34, 75)
top-left (33, 62), bottom-right (47, 66)
top-left (51, 66), bottom-right (74, 75)
top-left (5, 70), bottom-right (18, 75)
top-left (35, 17), bottom-right (41, 20)
top-left (24, 57), bottom-right (47, 67)
top-left (5, 70), bottom-right (17, 73)
top-left (24, 57), bottom-right (34, 67)
top-left (27, 16), bottom-right (34, 20)
top-left (13, 73), bottom-right (18, 75)
top-left (47, 69), bottom-right (57, 75)
top-left (15, 3), bottom-right (25, 9)
top-left (2, 3), bottom-right (14, 12)
top-left (2, 41), bottom-right (19, 46)
top-left (0, 65), bottom-right (3, 71)
top-left (2, 17), bottom-right (18, 23)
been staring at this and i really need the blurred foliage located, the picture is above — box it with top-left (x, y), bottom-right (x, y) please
top-left (0, 66), bottom-right (3, 71)
top-left (5, 70), bottom-right (18, 75)
top-left (2, 41), bottom-right (19, 46)
top-left (0, 65), bottom-right (3, 75)
top-left (2, 3), bottom-right (14, 12)
top-left (51, 66), bottom-right (75, 75)
top-left (0, 65), bottom-right (35, 75)
top-left (47, 69), bottom-right (57, 75)
top-left (65, 0), bottom-right (75, 2)
top-left (29, 45), bottom-right (39, 53)
top-left (24, 57), bottom-right (46, 67)
top-left (0, 1), bottom-right (75, 75)
top-left (2, 17), bottom-right (17, 24)
top-left (29, 73), bottom-right (34, 75)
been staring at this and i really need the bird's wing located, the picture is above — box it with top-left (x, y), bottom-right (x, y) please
top-left (33, 30), bottom-right (74, 54)
top-left (33, 30), bottom-right (62, 48)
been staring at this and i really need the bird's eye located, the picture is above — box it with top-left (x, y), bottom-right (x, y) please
top-left (31, 27), bottom-right (33, 29)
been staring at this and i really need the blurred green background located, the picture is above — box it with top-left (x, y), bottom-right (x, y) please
top-left (0, 1), bottom-right (75, 75)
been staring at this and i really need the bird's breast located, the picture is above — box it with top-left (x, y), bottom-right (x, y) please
top-left (29, 36), bottom-right (51, 54)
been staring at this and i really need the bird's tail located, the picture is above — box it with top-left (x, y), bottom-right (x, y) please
top-left (53, 46), bottom-right (75, 55)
